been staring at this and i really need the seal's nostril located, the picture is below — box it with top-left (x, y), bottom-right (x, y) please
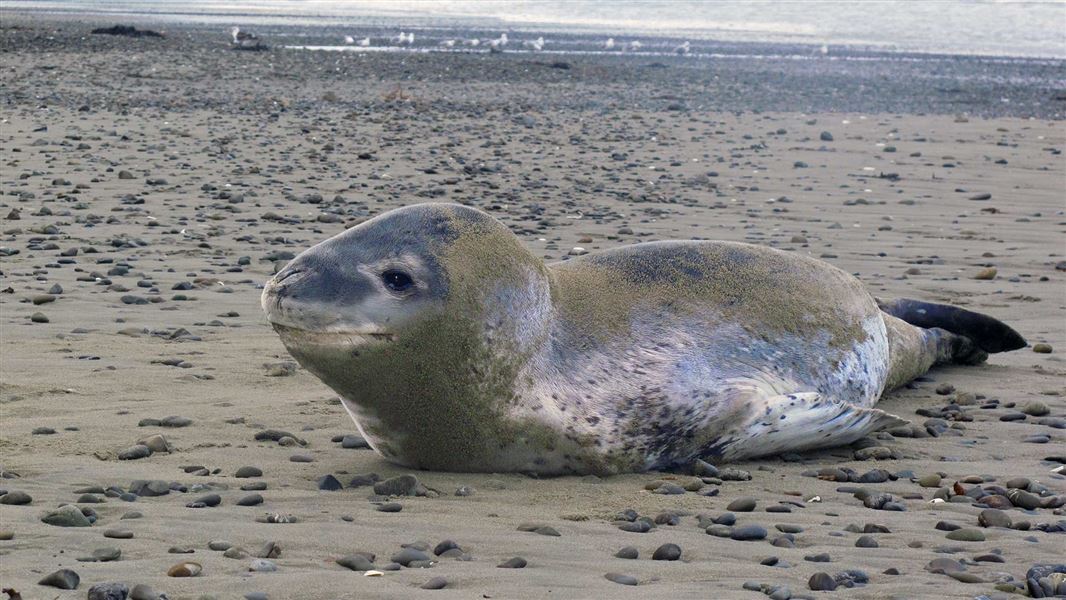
top-left (276, 268), bottom-right (304, 284)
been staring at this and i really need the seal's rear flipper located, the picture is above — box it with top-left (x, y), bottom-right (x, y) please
top-left (702, 393), bottom-right (908, 463)
top-left (878, 298), bottom-right (1026, 354)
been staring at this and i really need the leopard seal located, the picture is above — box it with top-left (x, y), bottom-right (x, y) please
top-left (261, 203), bottom-right (1026, 474)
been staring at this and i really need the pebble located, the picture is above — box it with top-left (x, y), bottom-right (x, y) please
top-left (917, 473), bottom-right (942, 487)
top-left (337, 554), bottom-right (376, 571)
top-left (727, 497), bottom-right (757, 512)
top-left (118, 444), bottom-right (152, 460)
top-left (186, 493), bottom-right (221, 508)
top-left (167, 561), bottom-right (202, 577)
top-left (420, 576), bottom-right (448, 590)
top-left (80, 547), bottom-right (121, 562)
top-left (223, 547), bottom-right (249, 559)
top-left (1033, 343), bottom-right (1053, 354)
top-left (250, 558), bottom-right (277, 572)
top-left (391, 547), bottom-right (432, 566)
top-left (926, 558), bottom-right (966, 574)
top-left (38, 568), bottom-right (80, 589)
top-left (979, 509), bottom-right (1012, 528)
top-left (317, 474), bottom-right (343, 491)
top-left (615, 546), bottom-right (639, 559)
top-left (41, 504), bottom-right (91, 527)
top-left (808, 572), bottom-right (837, 591)
top-left (652, 543), bottom-right (682, 560)
top-left (88, 583), bottom-right (129, 600)
top-left (376, 502), bottom-right (403, 512)
top-left (237, 493), bottom-right (264, 506)
top-left (855, 535), bottom-right (879, 548)
top-left (340, 435), bottom-right (370, 449)
top-left (731, 525), bottom-right (768, 541)
top-left (103, 528), bottom-right (134, 539)
top-left (209, 540), bottom-right (232, 551)
top-left (0, 491), bottom-right (31, 505)
top-left (1021, 401), bottom-right (1050, 416)
top-left (605, 572), bottom-right (638, 586)
top-left (235, 466), bottom-right (263, 478)
top-left (946, 528), bottom-right (986, 542)
top-left (373, 474), bottom-right (424, 496)
top-left (498, 557), bottom-right (527, 568)
top-left (130, 584), bottom-right (162, 600)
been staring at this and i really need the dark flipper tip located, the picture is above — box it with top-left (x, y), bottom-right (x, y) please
top-left (879, 298), bottom-right (1027, 354)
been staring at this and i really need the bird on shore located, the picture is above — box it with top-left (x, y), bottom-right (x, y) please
top-left (393, 32), bottom-right (414, 45)
top-left (344, 35), bottom-right (355, 44)
top-left (440, 39), bottom-right (457, 48)
top-left (465, 37), bottom-right (480, 47)
top-left (627, 40), bottom-right (643, 51)
top-left (358, 37), bottom-right (371, 47)
top-left (488, 33), bottom-right (508, 52)
top-left (523, 36), bottom-right (544, 51)
top-left (604, 37), bottom-right (615, 50)
top-left (230, 26), bottom-right (261, 49)
top-left (674, 40), bottom-right (690, 55)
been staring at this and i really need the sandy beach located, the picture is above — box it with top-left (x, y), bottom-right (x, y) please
top-left (1, 15), bottom-right (1064, 600)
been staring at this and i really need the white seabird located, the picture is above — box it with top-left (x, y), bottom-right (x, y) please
top-left (488, 33), bottom-right (508, 52)
top-left (230, 26), bottom-right (261, 49)
top-left (523, 36), bottom-right (544, 51)
top-left (604, 37), bottom-right (615, 50)
top-left (674, 40), bottom-right (690, 55)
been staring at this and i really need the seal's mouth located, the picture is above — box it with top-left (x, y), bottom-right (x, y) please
top-left (270, 323), bottom-right (396, 347)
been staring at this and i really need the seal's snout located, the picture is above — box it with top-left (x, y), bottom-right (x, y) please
top-left (261, 265), bottom-right (310, 327)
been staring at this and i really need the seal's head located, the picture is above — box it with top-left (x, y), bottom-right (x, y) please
top-left (261, 203), bottom-right (554, 470)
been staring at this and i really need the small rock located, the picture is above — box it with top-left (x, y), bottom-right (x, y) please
top-left (652, 543), bottom-right (682, 560)
top-left (373, 474), bottom-right (424, 496)
top-left (731, 525), bottom-right (768, 541)
top-left (38, 568), bottom-right (80, 590)
top-left (727, 497), bottom-right (756, 512)
top-left (87, 583), bottom-right (129, 600)
top-left (946, 528), bottom-right (985, 542)
top-left (420, 577), bottom-right (447, 590)
top-left (605, 573), bottom-right (638, 586)
top-left (167, 561), bottom-right (202, 577)
top-left (808, 572), bottom-right (837, 591)
top-left (615, 546), bottom-right (639, 559)
top-left (0, 491), bottom-right (31, 505)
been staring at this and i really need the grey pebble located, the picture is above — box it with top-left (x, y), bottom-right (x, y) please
top-left (38, 568), bottom-right (80, 590)
top-left (731, 525), bottom-right (768, 541)
top-left (237, 493), bottom-right (264, 506)
top-left (498, 556), bottom-right (527, 568)
top-left (88, 582), bottom-right (129, 600)
top-left (605, 572), bottom-right (638, 586)
top-left (652, 543), bottom-right (682, 560)
top-left (808, 572), bottom-right (837, 591)
top-left (421, 576), bottom-right (447, 590)
top-left (615, 546), bottom-right (639, 559)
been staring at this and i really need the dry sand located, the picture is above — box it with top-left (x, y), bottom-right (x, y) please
top-left (1, 17), bottom-right (1064, 600)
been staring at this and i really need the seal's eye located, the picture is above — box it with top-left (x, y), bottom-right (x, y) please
top-left (381, 269), bottom-right (414, 293)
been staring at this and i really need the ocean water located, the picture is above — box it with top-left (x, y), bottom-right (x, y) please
top-left (5, 0), bottom-right (1065, 58)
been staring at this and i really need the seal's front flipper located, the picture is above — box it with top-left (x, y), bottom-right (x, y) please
top-left (702, 393), bottom-right (908, 462)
